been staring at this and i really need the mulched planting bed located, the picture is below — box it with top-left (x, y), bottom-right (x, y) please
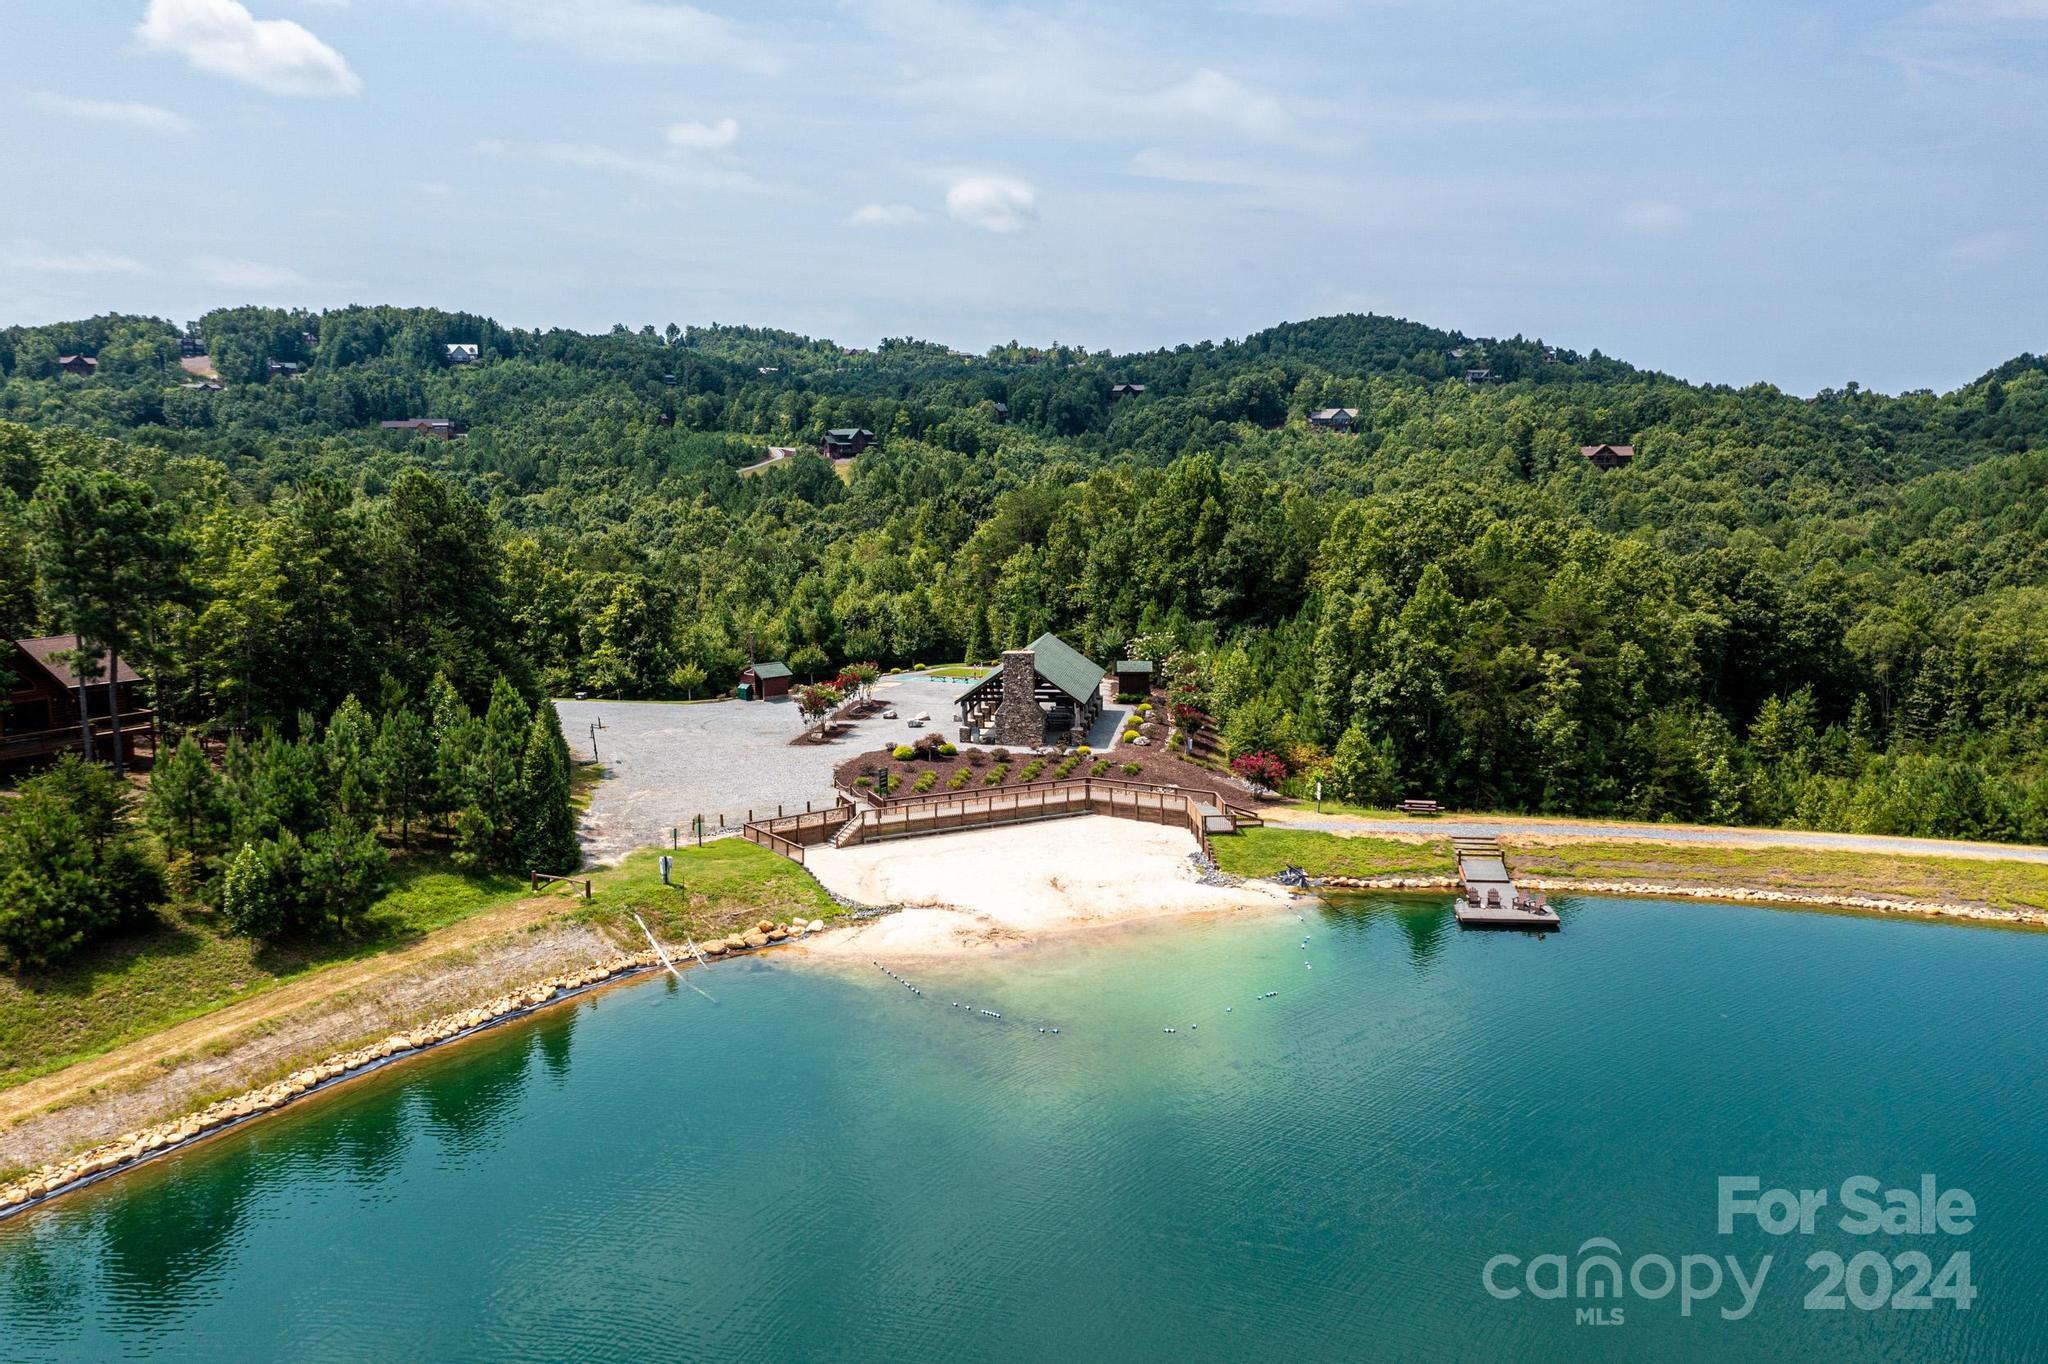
top-left (832, 740), bottom-right (1279, 812)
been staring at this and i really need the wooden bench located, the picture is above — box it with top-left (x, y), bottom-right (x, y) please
top-left (1396, 799), bottom-right (1442, 817)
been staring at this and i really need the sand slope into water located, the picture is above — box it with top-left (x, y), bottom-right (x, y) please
top-left (801, 816), bottom-right (1287, 957)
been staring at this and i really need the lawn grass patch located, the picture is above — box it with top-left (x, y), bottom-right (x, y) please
top-left (0, 840), bottom-right (837, 1093)
top-left (0, 854), bottom-right (528, 1090)
top-left (1210, 828), bottom-right (1454, 880)
top-left (1505, 840), bottom-right (2048, 914)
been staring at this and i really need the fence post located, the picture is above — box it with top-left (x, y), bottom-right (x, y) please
top-left (530, 870), bottom-right (538, 892)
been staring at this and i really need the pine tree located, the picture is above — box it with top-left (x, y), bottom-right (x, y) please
top-left (373, 704), bottom-right (435, 850)
top-left (516, 704), bottom-right (580, 874)
top-left (454, 676), bottom-right (528, 869)
top-left (325, 694), bottom-right (380, 824)
top-left (146, 733), bottom-right (227, 860)
top-left (425, 671), bottom-right (475, 835)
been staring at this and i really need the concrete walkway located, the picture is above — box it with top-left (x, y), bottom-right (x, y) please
top-left (1263, 807), bottom-right (2048, 865)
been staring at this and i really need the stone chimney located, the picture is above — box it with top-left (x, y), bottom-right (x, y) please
top-left (994, 649), bottom-right (1045, 747)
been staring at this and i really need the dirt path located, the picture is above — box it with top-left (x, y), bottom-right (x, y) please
top-left (1262, 807), bottom-right (2048, 864)
top-left (0, 889), bottom-right (604, 1145)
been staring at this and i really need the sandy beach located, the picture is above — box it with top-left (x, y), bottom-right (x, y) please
top-left (800, 816), bottom-right (1289, 957)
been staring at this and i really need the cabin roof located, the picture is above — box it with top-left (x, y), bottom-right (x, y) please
top-left (14, 636), bottom-right (143, 690)
top-left (745, 660), bottom-right (792, 680)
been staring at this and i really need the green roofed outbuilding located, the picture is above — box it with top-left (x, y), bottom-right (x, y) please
top-left (739, 661), bottom-right (793, 699)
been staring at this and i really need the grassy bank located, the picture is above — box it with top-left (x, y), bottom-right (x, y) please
top-left (1215, 825), bottom-right (2048, 917)
top-left (1211, 827), bottom-right (1453, 880)
top-left (1504, 839), bottom-right (2048, 915)
top-left (0, 840), bottom-right (835, 1092)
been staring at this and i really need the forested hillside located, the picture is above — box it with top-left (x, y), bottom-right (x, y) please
top-left (4, 305), bottom-right (2046, 868)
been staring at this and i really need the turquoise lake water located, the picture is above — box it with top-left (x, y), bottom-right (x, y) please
top-left (3, 895), bottom-right (2045, 1361)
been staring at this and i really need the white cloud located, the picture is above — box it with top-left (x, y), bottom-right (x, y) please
top-left (854, 2), bottom-right (1300, 145)
top-left (1623, 201), bottom-right (1687, 232)
top-left (1147, 70), bottom-right (1295, 141)
top-left (5, 247), bottom-right (149, 276)
top-left (847, 203), bottom-right (926, 228)
top-left (136, 0), bottom-right (361, 97)
top-left (1946, 228), bottom-right (2025, 262)
top-left (663, 117), bottom-right (739, 152)
top-left (1928, 0), bottom-right (2048, 19)
top-left (946, 175), bottom-right (1037, 233)
top-left (28, 92), bottom-right (192, 135)
top-left (477, 0), bottom-right (780, 75)
top-left (194, 255), bottom-right (308, 290)
top-left (1128, 147), bottom-right (1279, 188)
top-left (477, 137), bottom-right (773, 193)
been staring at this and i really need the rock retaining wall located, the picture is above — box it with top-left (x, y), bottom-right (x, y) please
top-left (0, 917), bottom-right (828, 1221)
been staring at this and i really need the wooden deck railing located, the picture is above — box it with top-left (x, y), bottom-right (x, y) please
top-left (740, 802), bottom-right (856, 865)
top-left (0, 710), bottom-right (155, 762)
top-left (827, 776), bottom-right (1223, 860)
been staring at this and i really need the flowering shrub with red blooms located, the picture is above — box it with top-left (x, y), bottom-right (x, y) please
top-left (1171, 703), bottom-right (1213, 734)
top-left (1230, 751), bottom-right (1288, 793)
top-left (796, 684), bottom-right (844, 725)
top-left (835, 662), bottom-right (881, 699)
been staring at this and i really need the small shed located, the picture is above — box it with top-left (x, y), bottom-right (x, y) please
top-left (1113, 659), bottom-right (1153, 697)
top-left (738, 661), bottom-right (793, 700)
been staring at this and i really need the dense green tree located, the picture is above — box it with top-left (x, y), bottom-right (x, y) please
top-left (373, 703), bottom-right (435, 849)
top-left (517, 705), bottom-right (580, 874)
top-left (0, 757), bottom-right (160, 967)
top-left (146, 733), bottom-right (228, 862)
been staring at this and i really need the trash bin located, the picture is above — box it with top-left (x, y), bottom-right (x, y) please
top-left (737, 682), bottom-right (752, 701)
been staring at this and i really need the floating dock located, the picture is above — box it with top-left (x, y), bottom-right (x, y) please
top-left (1453, 837), bottom-right (1560, 930)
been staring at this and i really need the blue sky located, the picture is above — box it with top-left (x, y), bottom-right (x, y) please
top-left (2, 0), bottom-right (2044, 393)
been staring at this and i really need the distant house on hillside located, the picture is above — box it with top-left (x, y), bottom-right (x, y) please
top-left (1108, 382), bottom-right (1147, 405)
top-left (267, 359), bottom-right (302, 378)
top-left (55, 354), bottom-right (97, 377)
top-left (991, 401), bottom-right (1009, 424)
top-left (380, 418), bottom-right (464, 440)
top-left (1308, 407), bottom-right (1359, 432)
top-left (179, 379), bottom-right (224, 392)
top-left (1463, 367), bottom-right (1493, 385)
top-left (445, 343), bottom-right (480, 364)
top-left (758, 366), bottom-right (779, 375)
top-left (178, 336), bottom-right (203, 358)
top-left (1579, 443), bottom-right (1635, 470)
top-left (821, 427), bottom-right (877, 459)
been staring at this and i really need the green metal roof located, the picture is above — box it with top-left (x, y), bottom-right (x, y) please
top-left (746, 661), bottom-right (792, 679)
top-left (1025, 632), bottom-right (1105, 707)
top-left (1115, 659), bottom-right (1152, 674)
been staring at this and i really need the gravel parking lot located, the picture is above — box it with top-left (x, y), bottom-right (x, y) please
top-left (557, 671), bottom-right (1107, 863)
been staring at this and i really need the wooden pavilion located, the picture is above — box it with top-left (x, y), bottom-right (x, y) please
top-left (955, 633), bottom-right (1105, 746)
